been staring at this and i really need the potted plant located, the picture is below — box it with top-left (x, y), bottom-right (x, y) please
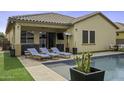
top-left (72, 42), bottom-right (77, 54)
top-left (70, 52), bottom-right (105, 81)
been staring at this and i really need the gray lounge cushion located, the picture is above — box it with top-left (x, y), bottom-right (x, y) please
top-left (51, 47), bottom-right (72, 56)
top-left (27, 48), bottom-right (50, 58)
top-left (39, 48), bottom-right (59, 57)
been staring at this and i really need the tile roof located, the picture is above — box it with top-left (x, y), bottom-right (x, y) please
top-left (9, 12), bottom-right (118, 28)
top-left (115, 22), bottom-right (124, 28)
top-left (72, 12), bottom-right (100, 23)
top-left (9, 13), bottom-right (75, 25)
top-left (6, 12), bottom-right (119, 33)
top-left (115, 22), bottom-right (124, 32)
top-left (9, 12), bottom-right (102, 25)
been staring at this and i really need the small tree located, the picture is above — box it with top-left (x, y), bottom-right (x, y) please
top-left (74, 52), bottom-right (93, 73)
top-left (0, 32), bottom-right (7, 49)
top-left (0, 32), bottom-right (5, 40)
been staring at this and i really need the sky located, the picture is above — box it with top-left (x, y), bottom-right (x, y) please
top-left (1, 11), bottom-right (124, 33)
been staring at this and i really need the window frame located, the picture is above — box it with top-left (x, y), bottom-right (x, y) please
top-left (82, 30), bottom-right (95, 44)
top-left (21, 31), bottom-right (34, 44)
top-left (82, 30), bottom-right (88, 44)
top-left (89, 31), bottom-right (95, 44)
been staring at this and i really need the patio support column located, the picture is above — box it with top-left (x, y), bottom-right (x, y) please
top-left (34, 31), bottom-right (40, 44)
top-left (14, 23), bottom-right (21, 56)
top-left (34, 31), bottom-right (40, 50)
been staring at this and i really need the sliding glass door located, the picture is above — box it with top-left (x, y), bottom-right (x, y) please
top-left (48, 32), bottom-right (56, 49)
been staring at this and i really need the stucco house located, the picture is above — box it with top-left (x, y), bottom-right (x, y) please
top-left (5, 12), bottom-right (119, 56)
top-left (115, 22), bottom-right (124, 44)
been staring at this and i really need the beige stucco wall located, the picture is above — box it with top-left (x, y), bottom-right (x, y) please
top-left (73, 14), bottom-right (117, 52)
top-left (116, 32), bottom-right (124, 39)
top-left (34, 31), bottom-right (40, 44)
top-left (6, 27), bottom-right (15, 48)
top-left (8, 28), bottom-right (13, 44)
top-left (65, 27), bottom-right (74, 52)
top-left (14, 23), bottom-right (21, 56)
top-left (6, 23), bottom-right (21, 56)
top-left (6, 33), bottom-right (9, 40)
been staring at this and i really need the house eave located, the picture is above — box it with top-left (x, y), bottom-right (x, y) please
top-left (5, 18), bottom-right (15, 34)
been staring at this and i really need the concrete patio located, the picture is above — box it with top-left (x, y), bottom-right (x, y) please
top-left (18, 57), bottom-right (67, 81)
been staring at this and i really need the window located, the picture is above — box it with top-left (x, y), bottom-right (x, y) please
top-left (21, 31), bottom-right (34, 44)
top-left (82, 30), bottom-right (95, 44)
top-left (57, 33), bottom-right (64, 40)
top-left (90, 31), bottom-right (95, 43)
top-left (21, 31), bottom-right (26, 43)
top-left (82, 30), bottom-right (88, 43)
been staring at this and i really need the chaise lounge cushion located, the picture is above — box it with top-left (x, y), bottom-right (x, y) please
top-left (51, 47), bottom-right (72, 56)
top-left (39, 48), bottom-right (59, 57)
top-left (27, 48), bottom-right (50, 58)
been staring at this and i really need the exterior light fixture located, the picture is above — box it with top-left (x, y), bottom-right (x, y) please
top-left (64, 32), bottom-right (72, 52)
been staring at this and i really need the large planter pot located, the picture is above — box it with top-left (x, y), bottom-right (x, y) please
top-left (72, 48), bottom-right (77, 54)
top-left (10, 49), bottom-right (15, 57)
top-left (113, 45), bottom-right (119, 51)
top-left (70, 67), bottom-right (105, 81)
top-left (66, 47), bottom-right (70, 52)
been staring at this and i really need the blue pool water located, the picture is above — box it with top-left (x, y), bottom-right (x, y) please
top-left (43, 54), bottom-right (124, 81)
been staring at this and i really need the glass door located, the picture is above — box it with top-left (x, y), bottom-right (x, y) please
top-left (39, 32), bottom-right (47, 47)
top-left (48, 32), bottom-right (56, 49)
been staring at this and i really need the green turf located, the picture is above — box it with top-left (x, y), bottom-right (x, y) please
top-left (0, 52), bottom-right (34, 81)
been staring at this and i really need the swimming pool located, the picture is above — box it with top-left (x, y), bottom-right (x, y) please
top-left (43, 54), bottom-right (124, 81)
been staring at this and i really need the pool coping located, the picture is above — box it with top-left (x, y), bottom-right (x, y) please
top-left (92, 52), bottom-right (124, 58)
top-left (42, 52), bottom-right (124, 64)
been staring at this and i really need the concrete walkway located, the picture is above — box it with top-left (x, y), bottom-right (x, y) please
top-left (18, 57), bottom-right (66, 81)
top-left (18, 51), bottom-right (124, 81)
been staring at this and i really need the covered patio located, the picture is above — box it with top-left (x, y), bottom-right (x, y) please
top-left (15, 22), bottom-right (71, 56)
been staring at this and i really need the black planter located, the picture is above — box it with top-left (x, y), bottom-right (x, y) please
top-left (113, 45), bottom-right (119, 51)
top-left (10, 49), bottom-right (15, 57)
top-left (72, 48), bottom-right (77, 54)
top-left (70, 67), bottom-right (105, 81)
top-left (66, 48), bottom-right (70, 52)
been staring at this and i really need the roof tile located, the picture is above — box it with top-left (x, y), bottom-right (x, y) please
top-left (10, 13), bottom-right (75, 25)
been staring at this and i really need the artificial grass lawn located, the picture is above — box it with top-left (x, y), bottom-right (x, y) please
top-left (0, 52), bottom-right (34, 81)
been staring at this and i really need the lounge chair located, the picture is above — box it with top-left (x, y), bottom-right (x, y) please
top-left (27, 48), bottom-right (50, 59)
top-left (39, 47), bottom-right (59, 57)
top-left (51, 47), bottom-right (72, 57)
